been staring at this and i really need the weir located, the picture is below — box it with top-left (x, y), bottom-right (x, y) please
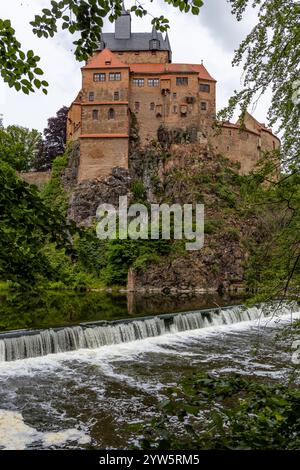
top-left (0, 303), bottom-right (297, 362)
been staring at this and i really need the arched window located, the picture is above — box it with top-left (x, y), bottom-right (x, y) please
top-left (108, 108), bottom-right (115, 120)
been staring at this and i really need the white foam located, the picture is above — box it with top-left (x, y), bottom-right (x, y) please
top-left (0, 409), bottom-right (90, 450)
top-left (0, 306), bottom-right (298, 378)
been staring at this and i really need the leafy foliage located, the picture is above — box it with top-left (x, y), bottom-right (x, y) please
top-left (102, 237), bottom-right (172, 285)
top-left (138, 373), bottom-right (300, 449)
top-left (30, 1), bottom-right (203, 61)
top-left (0, 125), bottom-right (43, 171)
top-left (243, 170), bottom-right (300, 302)
top-left (41, 154), bottom-right (69, 216)
top-left (131, 179), bottom-right (146, 202)
top-left (0, 159), bottom-right (75, 287)
top-left (0, 18), bottom-right (48, 94)
top-left (34, 106), bottom-right (68, 170)
top-left (75, 228), bottom-right (108, 275)
top-left (0, 2), bottom-right (204, 94)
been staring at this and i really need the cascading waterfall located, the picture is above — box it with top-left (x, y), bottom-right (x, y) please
top-left (0, 303), bottom-right (298, 362)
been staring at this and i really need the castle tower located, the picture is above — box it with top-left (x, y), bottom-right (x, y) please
top-left (115, 4), bottom-right (131, 39)
top-left (77, 48), bottom-right (130, 181)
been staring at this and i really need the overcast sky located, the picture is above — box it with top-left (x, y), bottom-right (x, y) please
top-left (0, 0), bottom-right (272, 133)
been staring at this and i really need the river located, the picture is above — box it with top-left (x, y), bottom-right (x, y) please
top-left (0, 294), bottom-right (298, 450)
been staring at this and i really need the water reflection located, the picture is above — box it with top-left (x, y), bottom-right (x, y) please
top-left (0, 290), bottom-right (244, 332)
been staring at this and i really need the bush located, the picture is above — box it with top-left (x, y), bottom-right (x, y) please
top-left (138, 373), bottom-right (300, 450)
top-left (204, 219), bottom-right (223, 235)
top-left (101, 237), bottom-right (172, 286)
top-left (215, 182), bottom-right (237, 207)
top-left (75, 228), bottom-right (108, 275)
top-left (132, 180), bottom-right (146, 201)
top-left (41, 154), bottom-right (68, 216)
top-left (225, 226), bottom-right (240, 241)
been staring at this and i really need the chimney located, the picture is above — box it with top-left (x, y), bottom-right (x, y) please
top-left (115, 4), bottom-right (131, 39)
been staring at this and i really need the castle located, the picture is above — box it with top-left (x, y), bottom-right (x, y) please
top-left (67, 6), bottom-right (280, 181)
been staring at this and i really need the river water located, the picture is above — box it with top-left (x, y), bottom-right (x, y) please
top-left (0, 300), bottom-right (299, 450)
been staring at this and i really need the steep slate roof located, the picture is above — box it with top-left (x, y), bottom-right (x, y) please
top-left (82, 48), bottom-right (129, 69)
top-left (98, 32), bottom-right (171, 52)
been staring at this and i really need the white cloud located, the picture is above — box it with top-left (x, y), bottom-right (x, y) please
top-left (0, 0), bottom-right (272, 132)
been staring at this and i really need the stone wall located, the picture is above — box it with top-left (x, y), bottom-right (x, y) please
top-left (211, 124), bottom-right (280, 174)
top-left (129, 73), bottom-right (215, 144)
top-left (113, 50), bottom-right (169, 64)
top-left (81, 104), bottom-right (129, 135)
top-left (81, 68), bottom-right (130, 103)
top-left (67, 102), bottom-right (81, 141)
top-left (78, 137), bottom-right (128, 181)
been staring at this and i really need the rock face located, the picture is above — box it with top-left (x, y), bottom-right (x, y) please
top-left (67, 167), bottom-right (132, 226)
top-left (128, 142), bottom-right (257, 292)
top-left (132, 237), bottom-right (248, 293)
top-left (61, 141), bottom-right (80, 188)
top-left (66, 139), bottom-right (258, 291)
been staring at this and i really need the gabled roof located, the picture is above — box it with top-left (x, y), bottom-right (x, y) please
top-left (82, 48), bottom-right (129, 69)
top-left (98, 32), bottom-right (171, 52)
top-left (187, 64), bottom-right (216, 82)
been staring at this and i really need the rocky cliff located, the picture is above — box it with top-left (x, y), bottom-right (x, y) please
top-left (65, 140), bottom-right (259, 292)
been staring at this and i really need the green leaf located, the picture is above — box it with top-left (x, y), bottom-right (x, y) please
top-left (34, 68), bottom-right (43, 75)
top-left (34, 79), bottom-right (41, 89)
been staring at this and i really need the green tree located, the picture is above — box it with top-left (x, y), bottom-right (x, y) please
top-left (0, 159), bottom-right (76, 287)
top-left (0, 125), bottom-right (43, 171)
top-left (243, 170), bottom-right (300, 301)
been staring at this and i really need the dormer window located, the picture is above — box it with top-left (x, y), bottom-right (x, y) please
top-left (105, 60), bottom-right (111, 65)
top-left (149, 39), bottom-right (160, 50)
